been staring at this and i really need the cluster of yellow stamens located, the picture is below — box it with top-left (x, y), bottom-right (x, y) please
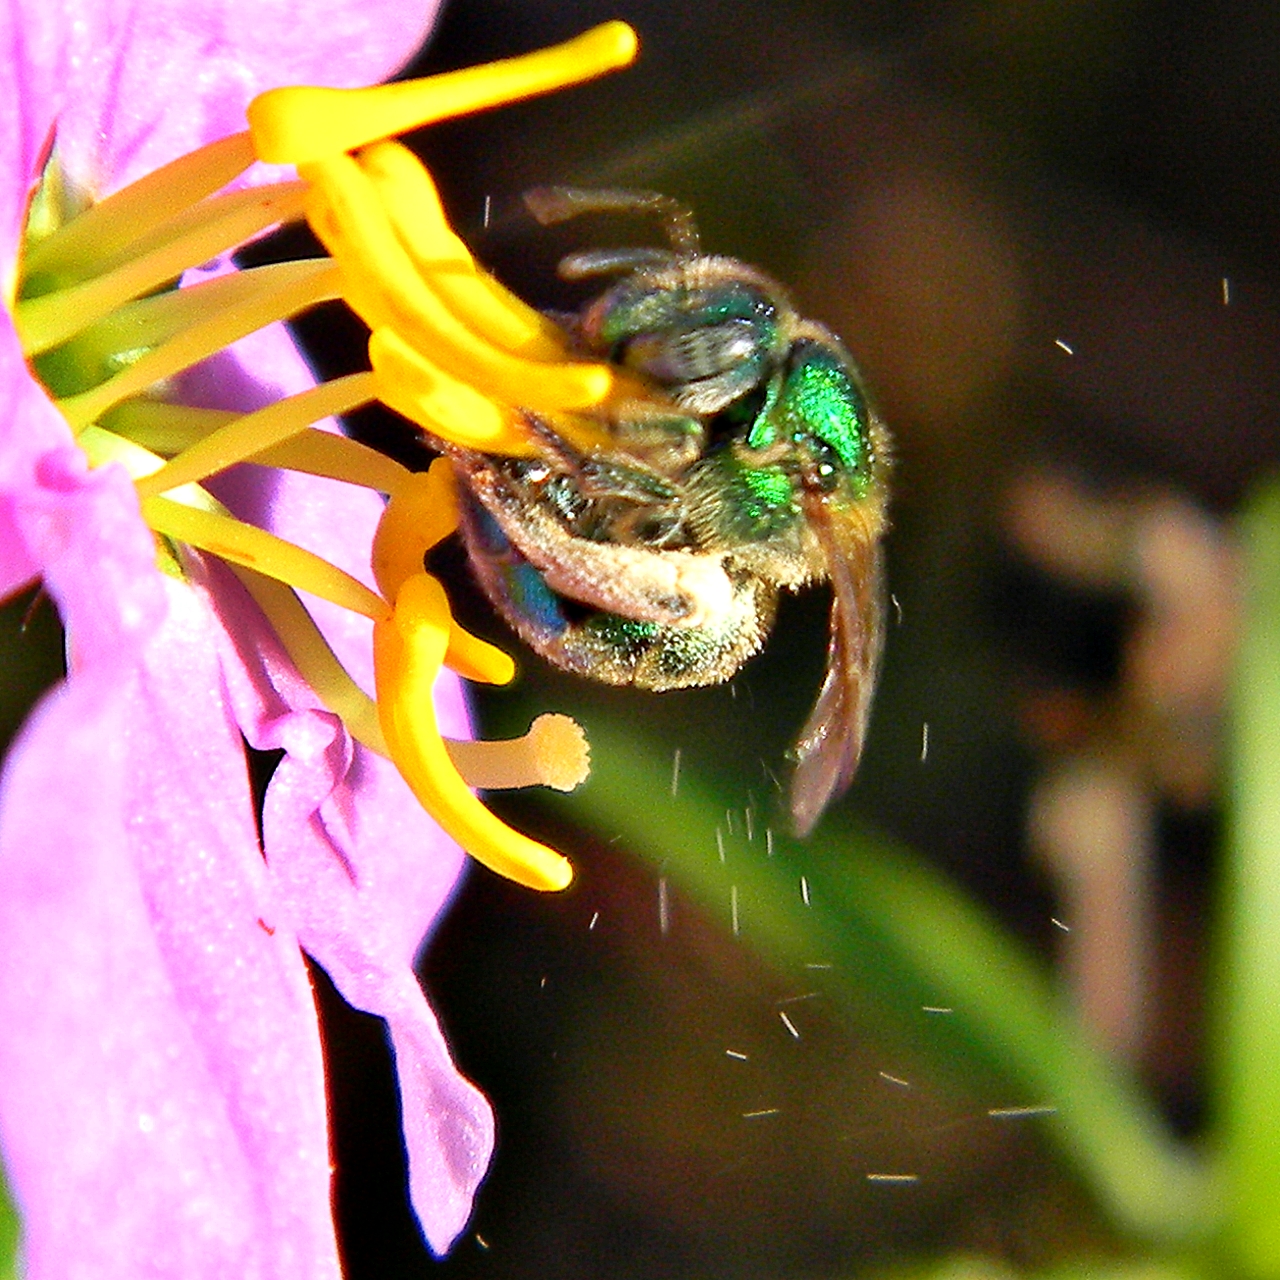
top-left (15, 22), bottom-right (644, 891)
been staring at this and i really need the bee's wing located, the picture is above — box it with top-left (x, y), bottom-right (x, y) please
top-left (789, 505), bottom-right (885, 836)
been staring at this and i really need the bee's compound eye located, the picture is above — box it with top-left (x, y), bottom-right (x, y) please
top-left (775, 339), bottom-right (874, 494)
top-left (622, 319), bottom-right (759, 385)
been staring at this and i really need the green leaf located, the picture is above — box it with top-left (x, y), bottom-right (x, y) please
top-left (0, 1157), bottom-right (19, 1280)
top-left (1217, 479), bottom-right (1280, 1278)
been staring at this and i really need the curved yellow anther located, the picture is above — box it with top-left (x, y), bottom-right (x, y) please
top-left (373, 458), bottom-right (462, 600)
top-left (358, 140), bottom-right (567, 361)
top-left (375, 572), bottom-right (573, 891)
top-left (249, 22), bottom-right (637, 165)
top-left (300, 152), bottom-right (615, 417)
top-left (368, 327), bottom-right (531, 454)
top-left (443, 623), bottom-right (517, 687)
top-left (373, 461), bottom-right (518, 686)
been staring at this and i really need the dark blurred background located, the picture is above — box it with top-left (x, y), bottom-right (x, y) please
top-left (301, 1), bottom-right (1279, 1275)
top-left (7, 0), bottom-right (1273, 1274)
top-left (315, 0), bottom-right (1278, 1275)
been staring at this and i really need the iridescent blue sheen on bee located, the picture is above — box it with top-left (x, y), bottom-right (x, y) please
top-left (442, 187), bottom-right (891, 835)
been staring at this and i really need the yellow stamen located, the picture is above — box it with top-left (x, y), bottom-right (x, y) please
top-left (135, 371), bottom-right (377, 498)
top-left (442, 623), bottom-right (516, 688)
top-left (21, 131), bottom-right (257, 287)
top-left (367, 327), bottom-right (532, 454)
top-left (446, 714), bottom-right (590, 792)
top-left (246, 427), bottom-right (411, 494)
top-left (374, 572), bottom-right (573, 891)
top-left (369, 459), bottom-right (517, 684)
top-left (248, 22), bottom-right (637, 165)
top-left (89, 430), bottom-right (516, 727)
top-left (371, 457), bottom-right (461, 600)
top-left (141, 495), bottom-right (388, 620)
top-left (101, 403), bottom-right (409, 501)
top-left (57, 261), bottom-right (343, 431)
top-left (44, 261), bottom-right (333, 400)
top-left (300, 152), bottom-right (614, 417)
top-left (103, 400), bottom-right (238, 455)
top-left (358, 140), bottom-right (567, 361)
top-left (109, 400), bottom-right (410, 498)
top-left (77, 423), bottom-right (173, 481)
top-left (101, 393), bottom-right (410, 496)
top-left (18, 183), bottom-right (309, 355)
top-left (238, 568), bottom-right (582, 797)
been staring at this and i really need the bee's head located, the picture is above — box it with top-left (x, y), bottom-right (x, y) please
top-left (563, 250), bottom-right (882, 582)
top-left (577, 261), bottom-right (789, 415)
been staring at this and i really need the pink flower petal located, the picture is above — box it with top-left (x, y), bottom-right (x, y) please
top-left (2, 0), bottom-right (490, 1265)
top-left (266, 743), bottom-right (495, 1257)
top-left (178, 318), bottom-right (495, 1253)
top-left (0, 484), bottom-right (341, 1274)
top-left (205, 561), bottom-right (492, 1255)
top-left (22, 0), bottom-right (442, 199)
top-left (154, 78), bottom-right (496, 1260)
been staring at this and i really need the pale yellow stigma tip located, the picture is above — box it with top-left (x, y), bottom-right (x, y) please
top-left (445, 714), bottom-right (590, 792)
top-left (527, 713), bottom-right (591, 791)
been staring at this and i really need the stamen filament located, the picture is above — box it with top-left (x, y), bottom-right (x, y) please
top-left (99, 259), bottom-right (332, 353)
top-left (141, 494), bottom-right (388, 620)
top-left (18, 183), bottom-right (310, 355)
top-left (103, 400), bottom-right (238, 454)
top-left (57, 260), bottom-right (343, 430)
top-left (106, 401), bottom-right (402, 494)
top-left (45, 261), bottom-right (336, 400)
top-left (78, 422), bottom-right (175, 479)
top-left (247, 427), bottom-right (411, 494)
top-left (135, 371), bottom-right (377, 498)
top-left (233, 569), bottom-right (583, 796)
top-left (34, 262), bottom-right (332, 401)
top-left (21, 131), bottom-right (257, 286)
top-left (249, 22), bottom-right (637, 165)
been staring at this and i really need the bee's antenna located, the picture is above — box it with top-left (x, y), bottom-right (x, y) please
top-left (523, 186), bottom-right (701, 256)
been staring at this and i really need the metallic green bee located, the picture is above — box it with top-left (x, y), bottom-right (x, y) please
top-left (446, 188), bottom-right (891, 835)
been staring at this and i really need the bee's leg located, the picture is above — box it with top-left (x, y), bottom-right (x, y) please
top-left (514, 414), bottom-right (691, 504)
top-left (523, 186), bottom-right (700, 255)
top-left (511, 410), bottom-right (598, 477)
top-left (462, 465), bottom-right (722, 627)
top-left (460, 493), bottom-right (773, 692)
